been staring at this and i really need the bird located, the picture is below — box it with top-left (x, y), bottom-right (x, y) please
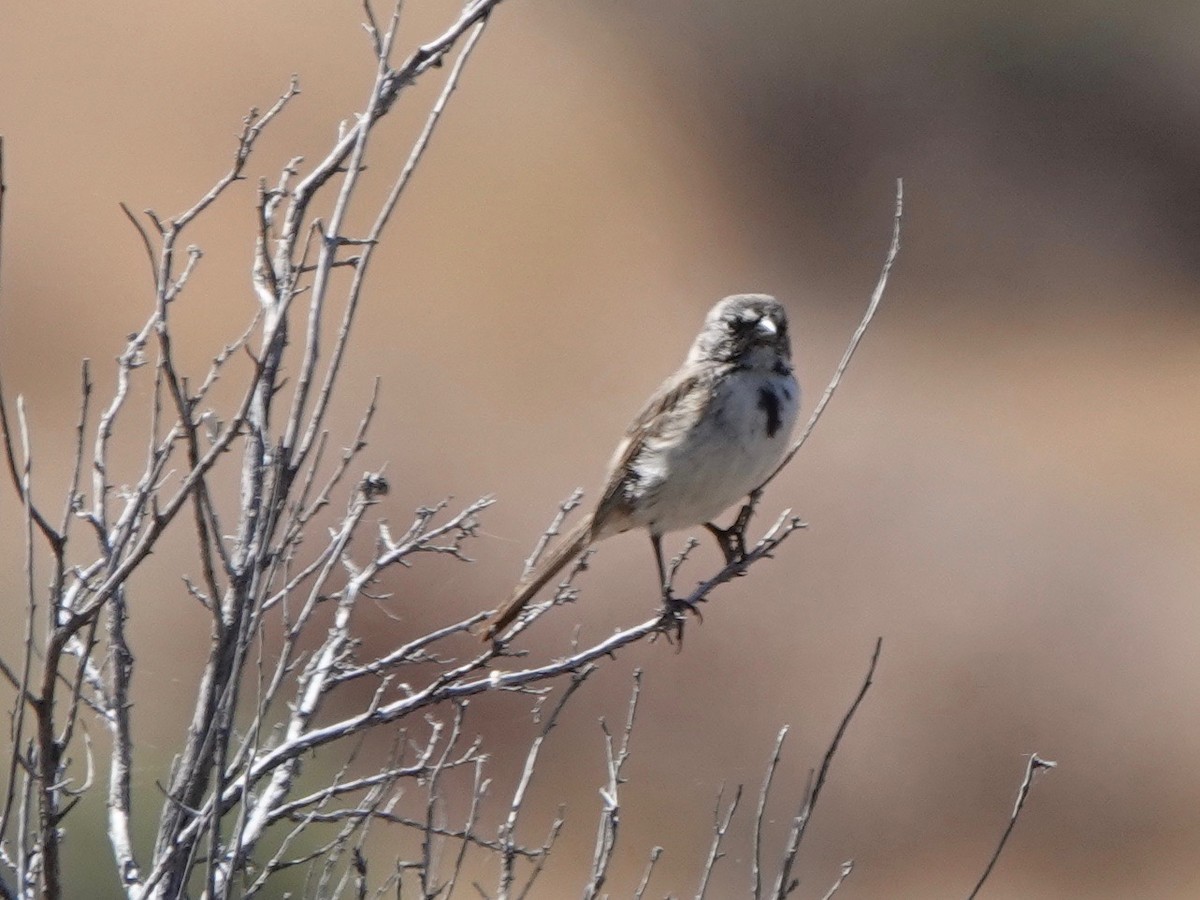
top-left (482, 294), bottom-right (799, 641)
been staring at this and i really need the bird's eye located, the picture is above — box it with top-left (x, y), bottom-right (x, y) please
top-left (732, 314), bottom-right (758, 331)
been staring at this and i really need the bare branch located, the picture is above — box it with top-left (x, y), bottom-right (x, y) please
top-left (632, 846), bottom-right (663, 900)
top-left (287, 11), bottom-right (493, 473)
top-left (521, 489), bottom-right (585, 581)
top-left (59, 361), bottom-right (92, 539)
top-left (762, 177), bottom-right (904, 489)
top-left (512, 810), bottom-right (566, 900)
top-left (696, 783), bottom-right (743, 899)
top-left (966, 754), bottom-right (1057, 899)
top-left (583, 669), bottom-right (642, 899)
top-left (753, 726), bottom-right (789, 899)
top-left (820, 860), bottom-right (854, 900)
top-left (173, 75), bottom-right (301, 230)
top-left (0, 388), bottom-right (60, 550)
top-left (118, 203), bottom-right (159, 285)
top-left (442, 757), bottom-right (490, 898)
top-left (498, 667), bottom-right (594, 898)
top-left (0, 401), bottom-right (39, 862)
top-left (772, 638), bottom-right (881, 899)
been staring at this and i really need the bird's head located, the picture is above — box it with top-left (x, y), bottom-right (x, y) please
top-left (689, 294), bottom-right (792, 367)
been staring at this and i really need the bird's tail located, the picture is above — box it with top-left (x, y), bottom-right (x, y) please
top-left (482, 513), bottom-right (595, 640)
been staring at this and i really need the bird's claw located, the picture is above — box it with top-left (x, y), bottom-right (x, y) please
top-left (665, 592), bottom-right (703, 621)
top-left (653, 591), bottom-right (703, 647)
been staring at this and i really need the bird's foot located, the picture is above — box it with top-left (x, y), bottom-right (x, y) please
top-left (655, 591), bottom-right (703, 647)
top-left (703, 492), bottom-right (761, 567)
top-left (703, 521), bottom-right (748, 567)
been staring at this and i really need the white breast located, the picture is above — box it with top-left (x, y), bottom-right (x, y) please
top-left (625, 367), bottom-right (799, 535)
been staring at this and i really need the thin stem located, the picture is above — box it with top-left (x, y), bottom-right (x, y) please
top-left (772, 638), bottom-right (881, 899)
top-left (761, 178), bottom-right (904, 489)
top-left (966, 754), bottom-right (1056, 899)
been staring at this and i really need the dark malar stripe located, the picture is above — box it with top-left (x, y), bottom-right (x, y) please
top-left (757, 387), bottom-right (782, 438)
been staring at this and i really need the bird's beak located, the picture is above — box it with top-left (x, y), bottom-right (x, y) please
top-left (755, 317), bottom-right (778, 338)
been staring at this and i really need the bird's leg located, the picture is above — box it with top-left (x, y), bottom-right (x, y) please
top-left (651, 532), bottom-right (672, 601)
top-left (651, 533), bottom-right (702, 639)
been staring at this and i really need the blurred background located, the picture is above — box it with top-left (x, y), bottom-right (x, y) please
top-left (1, 0), bottom-right (1198, 896)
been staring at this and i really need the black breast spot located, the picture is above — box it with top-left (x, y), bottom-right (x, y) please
top-left (757, 387), bottom-right (782, 438)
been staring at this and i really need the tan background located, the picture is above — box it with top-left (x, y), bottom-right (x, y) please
top-left (1, 1), bottom-right (1199, 896)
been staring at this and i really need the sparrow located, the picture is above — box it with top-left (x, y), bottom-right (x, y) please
top-left (483, 294), bottom-right (799, 641)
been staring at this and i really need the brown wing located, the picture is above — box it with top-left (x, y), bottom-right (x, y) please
top-left (592, 363), bottom-right (721, 528)
top-left (484, 365), bottom-right (718, 640)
